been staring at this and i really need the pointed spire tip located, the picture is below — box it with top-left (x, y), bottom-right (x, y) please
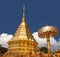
top-left (22, 5), bottom-right (26, 22)
top-left (23, 5), bottom-right (25, 17)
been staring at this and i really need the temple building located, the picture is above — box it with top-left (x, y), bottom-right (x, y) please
top-left (3, 6), bottom-right (38, 57)
top-left (1, 6), bottom-right (60, 57)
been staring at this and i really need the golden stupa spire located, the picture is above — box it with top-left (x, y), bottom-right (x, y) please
top-left (9, 5), bottom-right (35, 41)
top-left (22, 5), bottom-right (26, 22)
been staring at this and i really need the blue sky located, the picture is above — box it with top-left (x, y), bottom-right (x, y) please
top-left (0, 0), bottom-right (60, 40)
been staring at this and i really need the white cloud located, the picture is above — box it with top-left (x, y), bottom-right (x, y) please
top-left (0, 32), bottom-right (60, 51)
top-left (32, 32), bottom-right (60, 51)
top-left (0, 33), bottom-right (13, 48)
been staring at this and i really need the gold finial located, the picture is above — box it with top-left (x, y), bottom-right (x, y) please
top-left (23, 5), bottom-right (25, 18)
top-left (22, 5), bottom-right (26, 22)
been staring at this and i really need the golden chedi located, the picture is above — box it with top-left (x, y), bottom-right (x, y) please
top-left (3, 6), bottom-right (38, 57)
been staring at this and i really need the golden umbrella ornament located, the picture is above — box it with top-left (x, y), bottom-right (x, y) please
top-left (38, 26), bottom-right (58, 57)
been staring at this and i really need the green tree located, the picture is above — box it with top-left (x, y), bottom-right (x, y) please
top-left (0, 45), bottom-right (7, 54)
top-left (40, 47), bottom-right (48, 54)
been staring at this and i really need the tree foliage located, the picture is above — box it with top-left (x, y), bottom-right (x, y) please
top-left (0, 45), bottom-right (7, 54)
top-left (40, 47), bottom-right (48, 54)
